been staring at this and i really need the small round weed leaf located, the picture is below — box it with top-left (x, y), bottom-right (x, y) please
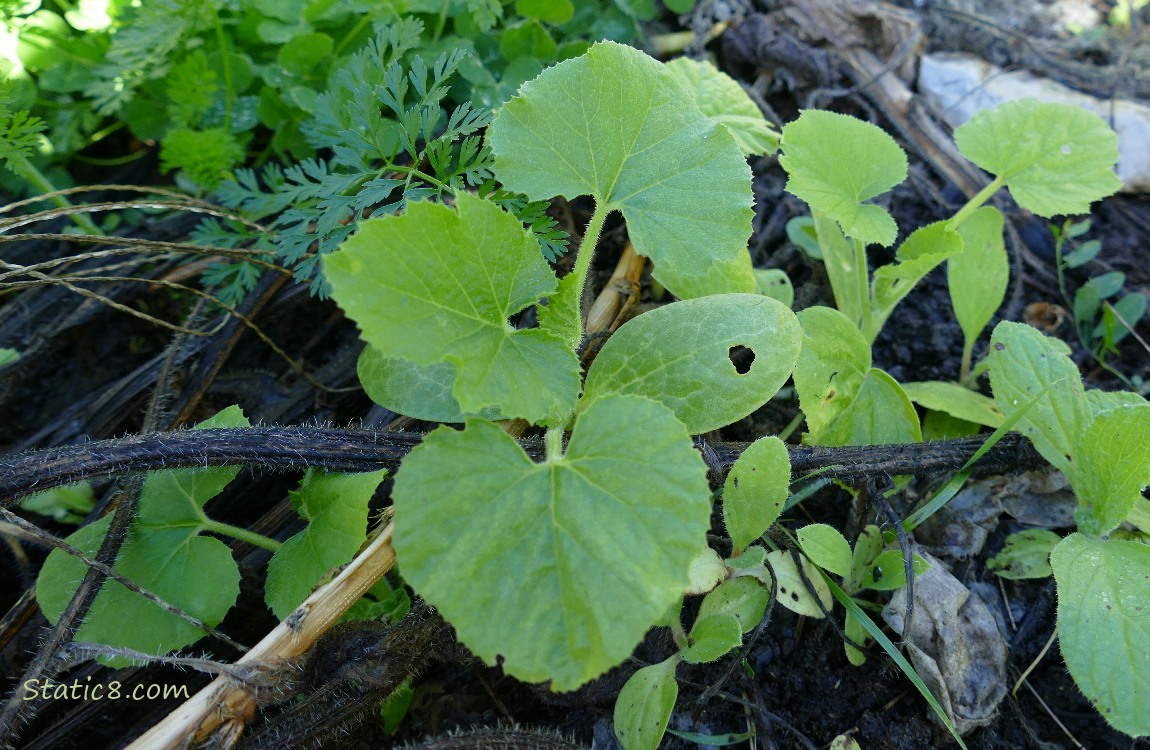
top-left (765, 550), bottom-right (832, 618)
top-left (697, 577), bottom-right (769, 634)
top-left (682, 613), bottom-right (742, 663)
top-left (779, 109), bottom-right (907, 246)
top-left (515, 0), bottom-right (575, 25)
top-left (1070, 404), bottom-right (1150, 536)
top-left (861, 549), bottom-right (928, 591)
top-left (325, 193), bottom-right (580, 426)
top-left (614, 657), bottom-right (679, 750)
top-left (36, 407), bottom-right (248, 663)
top-left (949, 206), bottom-right (1008, 347)
top-left (900, 381), bottom-right (1004, 428)
top-left (357, 347), bottom-right (503, 423)
top-left (793, 306), bottom-right (871, 441)
top-left (986, 529), bottom-right (1060, 580)
top-left (849, 525), bottom-right (884, 589)
top-left (797, 524), bottom-right (853, 578)
top-left (1051, 533), bottom-right (1150, 736)
top-left (582, 294), bottom-right (801, 433)
top-left (754, 268), bottom-right (794, 308)
top-left (665, 56), bottom-right (780, 156)
top-left (684, 546), bottom-right (726, 596)
top-left (988, 321), bottom-right (1086, 473)
top-left (722, 435), bottom-right (790, 554)
top-left (490, 41), bottom-right (756, 299)
top-left (954, 99), bottom-right (1121, 217)
top-left (392, 395), bottom-right (711, 691)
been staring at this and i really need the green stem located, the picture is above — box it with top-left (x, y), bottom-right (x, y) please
top-left (959, 337), bottom-right (974, 385)
top-left (544, 425), bottom-right (564, 461)
top-left (12, 153), bottom-right (103, 236)
top-left (201, 519), bottom-right (281, 552)
top-left (209, 6), bottom-right (234, 131)
top-left (571, 201), bottom-right (611, 343)
top-left (854, 237), bottom-right (873, 339)
top-left (947, 176), bottom-right (1005, 230)
top-left (335, 14), bottom-right (373, 56)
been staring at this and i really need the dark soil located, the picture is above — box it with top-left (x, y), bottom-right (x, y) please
top-left (3, 1), bottom-right (1150, 749)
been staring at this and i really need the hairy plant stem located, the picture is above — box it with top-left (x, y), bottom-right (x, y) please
top-left (571, 201), bottom-right (611, 343)
top-left (0, 427), bottom-right (1047, 510)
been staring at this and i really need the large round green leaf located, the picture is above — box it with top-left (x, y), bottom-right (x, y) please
top-left (392, 395), bottom-right (711, 690)
top-left (581, 294), bottom-right (800, 433)
top-left (490, 41), bottom-right (756, 299)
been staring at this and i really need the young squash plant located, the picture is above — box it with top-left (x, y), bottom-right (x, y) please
top-left (780, 100), bottom-right (1122, 445)
top-left (324, 40), bottom-right (800, 693)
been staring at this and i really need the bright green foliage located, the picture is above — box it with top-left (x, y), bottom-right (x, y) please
top-left (900, 381), bottom-right (1004, 429)
top-left (664, 57), bottom-right (780, 156)
top-left (986, 530), bottom-right (1060, 579)
top-left (37, 406), bottom-right (249, 661)
top-left (779, 110), bottom-right (907, 246)
top-left (988, 322), bottom-right (1086, 473)
top-left (325, 194), bottom-right (580, 426)
top-left (867, 222), bottom-right (963, 342)
top-left (356, 347), bottom-right (504, 423)
top-left (0, 348), bottom-right (18, 366)
top-left (19, 482), bottom-right (95, 525)
top-left (614, 658), bottom-right (679, 750)
top-left (1051, 533), bottom-right (1150, 736)
top-left (722, 435), bottom-right (790, 554)
top-left (696, 577), bottom-right (769, 634)
top-left (581, 294), bottom-right (801, 433)
top-left (159, 127), bottom-right (245, 191)
top-left (954, 100), bottom-right (1122, 217)
top-left (391, 395), bottom-right (711, 691)
top-left (754, 268), bottom-right (794, 308)
top-left (811, 209), bottom-right (867, 326)
top-left (683, 613), bottom-right (742, 663)
top-left (797, 524), bottom-right (853, 578)
top-left (864, 549), bottom-right (929, 591)
top-left (766, 549), bottom-right (832, 618)
top-left (685, 547), bottom-right (727, 595)
top-left (264, 467), bottom-right (389, 620)
top-left (0, 102), bottom-right (46, 174)
top-left (794, 307), bottom-right (920, 446)
top-left (490, 40), bottom-right (757, 299)
top-left (1070, 404), bottom-right (1150, 536)
top-left (948, 206), bottom-right (1008, 376)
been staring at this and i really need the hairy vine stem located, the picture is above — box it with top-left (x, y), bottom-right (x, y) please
top-left (0, 427), bottom-right (1046, 508)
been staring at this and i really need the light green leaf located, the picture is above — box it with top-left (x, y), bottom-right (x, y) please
top-left (490, 41), bottom-right (756, 299)
top-left (845, 611), bottom-right (868, 665)
top-left (1051, 533), bottom-right (1150, 736)
top-left (684, 546), bottom-right (726, 596)
top-left (614, 657), bottom-right (679, 750)
top-left (697, 577), bottom-right (769, 634)
top-left (20, 482), bottom-right (95, 524)
top-left (683, 613), bottom-right (742, 663)
top-left (665, 56), bottom-right (780, 156)
top-left (582, 294), bottom-right (801, 433)
top-left (811, 209), bottom-right (866, 326)
top-left (765, 549), bottom-right (832, 618)
top-left (722, 435), bottom-right (790, 553)
top-left (901, 381), bottom-right (1004, 429)
top-left (849, 525), bottom-right (884, 593)
top-left (817, 368), bottom-right (921, 447)
top-left (754, 268), bottom-right (793, 308)
top-left (0, 348), bottom-right (19, 366)
top-left (325, 194), bottom-right (580, 426)
top-left (392, 395), bottom-right (710, 690)
top-left (954, 100), bottom-right (1121, 217)
top-left (861, 549), bottom-right (929, 591)
top-left (780, 109), bottom-right (907, 246)
top-left (264, 467), bottom-right (389, 620)
top-left (357, 347), bottom-right (504, 423)
top-left (867, 221), bottom-right (963, 342)
top-left (988, 321), bottom-right (1086, 473)
top-left (36, 406), bottom-right (248, 662)
top-left (794, 306), bottom-right (871, 441)
top-left (1070, 404), bottom-right (1150, 536)
top-left (986, 529), bottom-right (1060, 579)
top-left (948, 206), bottom-right (1007, 348)
top-left (538, 272), bottom-right (583, 350)
top-left (922, 410), bottom-right (982, 440)
top-left (515, 0), bottom-right (574, 24)
top-left (797, 523), bottom-right (853, 578)
top-left (1086, 388), bottom-right (1148, 417)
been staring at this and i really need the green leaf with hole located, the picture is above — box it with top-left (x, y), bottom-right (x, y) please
top-left (988, 321), bottom-right (1086, 473)
top-left (490, 41), bottom-right (756, 299)
top-left (1051, 533), bottom-right (1150, 736)
top-left (867, 221), bottom-right (963, 342)
top-left (986, 529), bottom-right (1060, 579)
top-left (698, 577), bottom-right (769, 634)
top-left (798, 523), bottom-right (853, 578)
top-left (36, 406), bottom-right (248, 662)
top-left (954, 100), bottom-right (1121, 217)
top-left (1070, 404), bottom-right (1150, 536)
top-left (581, 294), bottom-right (800, 433)
top-left (392, 394), bottom-right (710, 690)
top-left (614, 657), bottom-right (679, 750)
top-left (665, 56), bottom-right (779, 156)
top-left (780, 109), bottom-right (907, 246)
top-left (948, 206), bottom-right (1007, 349)
top-left (264, 467), bottom-right (389, 620)
top-left (901, 381), bottom-right (1004, 429)
top-left (325, 193), bottom-right (580, 426)
top-left (683, 612), bottom-right (742, 663)
top-left (722, 435), bottom-right (790, 554)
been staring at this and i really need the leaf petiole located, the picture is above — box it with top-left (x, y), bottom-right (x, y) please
top-left (200, 519), bottom-right (281, 553)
